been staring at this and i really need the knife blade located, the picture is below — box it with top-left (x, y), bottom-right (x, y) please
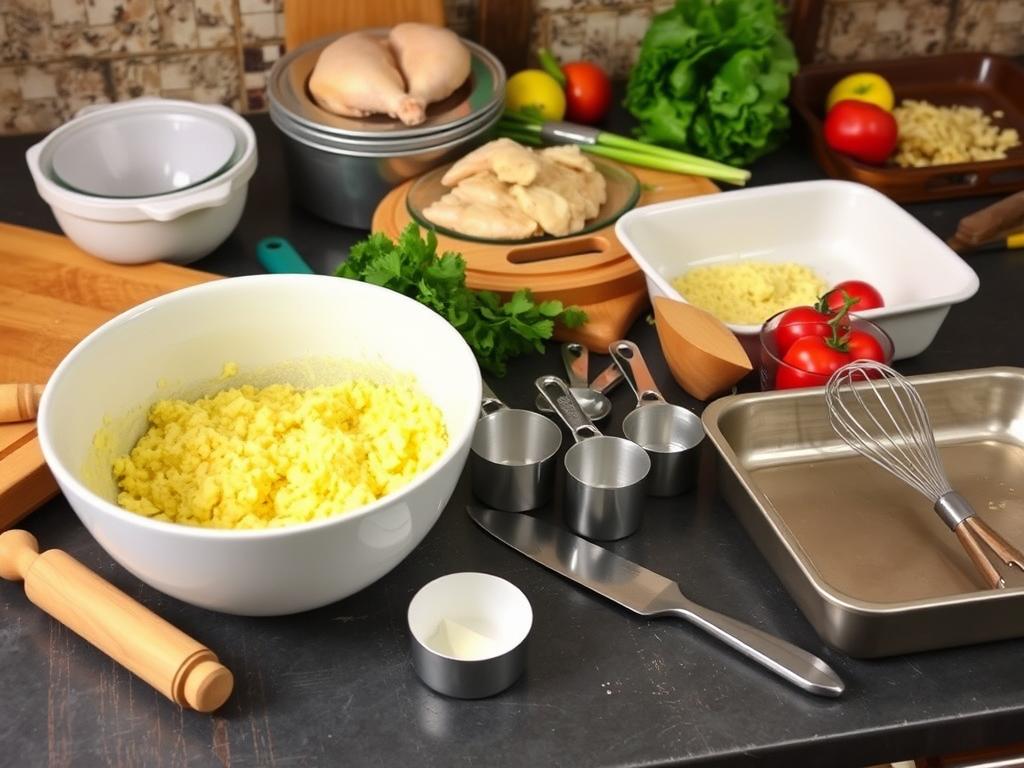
top-left (468, 505), bottom-right (844, 698)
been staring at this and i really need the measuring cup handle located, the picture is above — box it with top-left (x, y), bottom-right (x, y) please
top-left (589, 363), bottom-right (623, 396)
top-left (535, 376), bottom-right (600, 443)
top-left (480, 382), bottom-right (506, 417)
top-left (609, 340), bottom-right (665, 406)
top-left (562, 343), bottom-right (589, 389)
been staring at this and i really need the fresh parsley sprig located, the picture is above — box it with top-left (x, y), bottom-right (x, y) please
top-left (337, 224), bottom-right (587, 375)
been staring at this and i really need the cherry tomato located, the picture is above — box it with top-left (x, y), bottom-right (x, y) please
top-left (562, 61), bottom-right (613, 124)
top-left (822, 280), bottom-right (885, 313)
top-left (845, 329), bottom-right (887, 363)
top-left (776, 336), bottom-right (851, 390)
top-left (823, 100), bottom-right (899, 165)
top-left (773, 306), bottom-right (833, 356)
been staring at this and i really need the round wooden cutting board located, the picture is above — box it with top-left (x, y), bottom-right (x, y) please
top-left (371, 160), bottom-right (718, 350)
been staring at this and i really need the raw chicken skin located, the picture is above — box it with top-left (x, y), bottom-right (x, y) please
top-left (441, 138), bottom-right (540, 187)
top-left (540, 145), bottom-right (597, 173)
top-left (389, 23), bottom-right (471, 106)
top-left (424, 139), bottom-right (608, 240)
top-left (450, 172), bottom-right (520, 209)
top-left (424, 193), bottom-right (539, 240)
top-left (309, 32), bottom-right (425, 126)
top-left (510, 185), bottom-right (573, 237)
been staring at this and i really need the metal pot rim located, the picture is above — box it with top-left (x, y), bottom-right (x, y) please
top-left (269, 99), bottom-right (502, 154)
top-left (270, 103), bottom-right (501, 157)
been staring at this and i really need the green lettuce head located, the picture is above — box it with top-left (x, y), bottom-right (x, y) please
top-left (625, 0), bottom-right (798, 166)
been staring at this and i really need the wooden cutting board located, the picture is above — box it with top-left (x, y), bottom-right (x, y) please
top-left (372, 162), bottom-right (717, 350)
top-left (0, 223), bottom-right (217, 530)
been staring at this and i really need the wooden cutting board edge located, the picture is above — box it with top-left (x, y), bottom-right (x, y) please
top-left (0, 222), bottom-right (219, 531)
top-left (371, 161), bottom-right (719, 351)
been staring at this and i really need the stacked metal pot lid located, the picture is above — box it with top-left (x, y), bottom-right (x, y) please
top-left (268, 32), bottom-right (506, 156)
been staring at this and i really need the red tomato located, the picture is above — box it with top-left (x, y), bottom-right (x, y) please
top-left (845, 329), bottom-right (887, 363)
top-left (773, 306), bottom-right (833, 356)
top-left (823, 100), bottom-right (899, 165)
top-left (776, 336), bottom-right (851, 390)
top-left (822, 280), bottom-right (885, 313)
top-left (562, 62), bottom-right (613, 124)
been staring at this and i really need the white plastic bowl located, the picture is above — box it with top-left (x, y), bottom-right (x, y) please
top-left (616, 180), bottom-right (980, 360)
top-left (27, 99), bottom-right (256, 265)
top-left (52, 111), bottom-right (236, 198)
top-left (36, 275), bottom-right (482, 616)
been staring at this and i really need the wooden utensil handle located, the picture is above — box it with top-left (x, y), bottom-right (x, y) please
top-left (0, 530), bottom-right (233, 712)
top-left (953, 522), bottom-right (1005, 589)
top-left (0, 383), bottom-right (44, 423)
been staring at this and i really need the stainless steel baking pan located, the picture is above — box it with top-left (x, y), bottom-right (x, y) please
top-left (702, 367), bottom-right (1024, 658)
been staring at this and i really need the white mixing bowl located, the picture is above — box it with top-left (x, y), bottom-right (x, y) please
top-left (26, 98), bottom-right (256, 265)
top-left (37, 275), bottom-right (482, 616)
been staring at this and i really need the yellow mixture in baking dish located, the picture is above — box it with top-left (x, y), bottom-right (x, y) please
top-left (671, 261), bottom-right (826, 325)
top-left (112, 379), bottom-right (448, 530)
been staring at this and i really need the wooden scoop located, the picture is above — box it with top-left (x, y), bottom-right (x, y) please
top-left (0, 383), bottom-right (44, 423)
top-left (652, 297), bottom-right (752, 401)
top-left (0, 530), bottom-right (233, 713)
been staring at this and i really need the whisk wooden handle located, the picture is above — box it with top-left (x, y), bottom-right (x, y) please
top-left (0, 383), bottom-right (44, 423)
top-left (0, 530), bottom-right (233, 712)
top-left (954, 523), bottom-right (1005, 589)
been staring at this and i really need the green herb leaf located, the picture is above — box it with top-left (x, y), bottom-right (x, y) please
top-left (336, 224), bottom-right (588, 375)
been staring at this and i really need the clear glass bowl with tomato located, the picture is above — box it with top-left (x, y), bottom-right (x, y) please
top-left (760, 310), bottom-right (894, 390)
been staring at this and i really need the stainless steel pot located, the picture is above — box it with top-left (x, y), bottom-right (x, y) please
top-left (267, 32), bottom-right (506, 229)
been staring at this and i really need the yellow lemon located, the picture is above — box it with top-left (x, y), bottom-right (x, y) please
top-left (505, 69), bottom-right (566, 121)
top-left (826, 72), bottom-right (895, 112)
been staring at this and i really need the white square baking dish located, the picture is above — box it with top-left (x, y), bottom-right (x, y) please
top-left (615, 180), bottom-right (980, 360)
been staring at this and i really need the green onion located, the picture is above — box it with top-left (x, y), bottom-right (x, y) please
top-left (536, 48), bottom-right (567, 87)
top-left (495, 118), bottom-right (750, 186)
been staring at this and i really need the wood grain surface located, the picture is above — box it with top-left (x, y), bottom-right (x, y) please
top-left (284, 0), bottom-right (446, 50)
top-left (0, 223), bottom-right (216, 530)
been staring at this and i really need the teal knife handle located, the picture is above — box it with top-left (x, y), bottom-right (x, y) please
top-left (257, 237), bottom-right (315, 274)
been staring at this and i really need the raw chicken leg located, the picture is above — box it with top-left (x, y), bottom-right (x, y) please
top-left (309, 32), bottom-right (425, 126)
top-left (389, 23), bottom-right (471, 106)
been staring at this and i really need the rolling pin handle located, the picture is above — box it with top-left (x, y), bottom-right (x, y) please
top-left (0, 529), bottom-right (41, 581)
top-left (0, 529), bottom-right (233, 712)
top-left (183, 659), bottom-right (235, 713)
top-left (0, 383), bottom-right (44, 423)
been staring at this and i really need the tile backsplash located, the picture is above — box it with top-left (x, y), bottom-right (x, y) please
top-left (1, 0), bottom-right (1022, 135)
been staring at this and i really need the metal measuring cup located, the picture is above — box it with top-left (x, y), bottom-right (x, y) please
top-left (535, 376), bottom-right (651, 541)
top-left (609, 340), bottom-right (706, 497)
top-left (470, 383), bottom-right (562, 512)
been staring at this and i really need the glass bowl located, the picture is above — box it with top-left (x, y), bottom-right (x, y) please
top-left (51, 110), bottom-right (236, 199)
top-left (405, 156), bottom-right (641, 244)
top-left (759, 310), bottom-right (895, 391)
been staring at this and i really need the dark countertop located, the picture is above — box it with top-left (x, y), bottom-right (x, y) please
top-left (2, 112), bottom-right (1024, 768)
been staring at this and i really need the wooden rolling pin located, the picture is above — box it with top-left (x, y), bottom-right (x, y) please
top-left (0, 383), bottom-right (44, 423)
top-left (0, 530), bottom-right (233, 713)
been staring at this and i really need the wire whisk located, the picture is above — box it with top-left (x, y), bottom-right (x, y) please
top-left (826, 360), bottom-right (1024, 590)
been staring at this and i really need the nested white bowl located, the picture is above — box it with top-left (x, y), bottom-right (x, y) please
top-left (26, 98), bottom-right (257, 265)
top-left (615, 180), bottom-right (980, 360)
top-left (36, 275), bottom-right (482, 616)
